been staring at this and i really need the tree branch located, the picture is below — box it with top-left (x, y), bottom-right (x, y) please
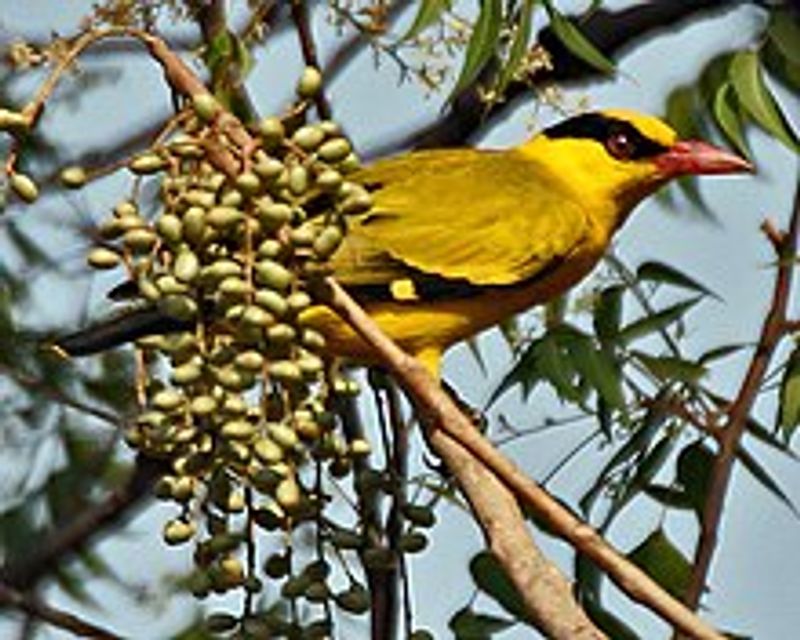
top-left (683, 177), bottom-right (800, 612)
top-left (0, 583), bottom-right (122, 639)
top-left (1, 456), bottom-right (165, 591)
top-left (371, 0), bottom-right (746, 156)
top-left (322, 278), bottom-right (726, 640)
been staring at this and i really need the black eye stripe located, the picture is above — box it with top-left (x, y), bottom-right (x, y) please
top-left (543, 113), bottom-right (669, 160)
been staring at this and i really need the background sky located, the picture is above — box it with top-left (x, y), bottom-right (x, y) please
top-left (0, 2), bottom-right (798, 639)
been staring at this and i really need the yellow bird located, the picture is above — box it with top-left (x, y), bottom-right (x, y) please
top-left (58, 110), bottom-right (751, 376)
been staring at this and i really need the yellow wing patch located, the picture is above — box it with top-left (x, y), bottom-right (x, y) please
top-left (347, 148), bottom-right (591, 288)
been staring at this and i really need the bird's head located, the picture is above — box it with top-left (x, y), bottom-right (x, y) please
top-left (522, 109), bottom-right (752, 216)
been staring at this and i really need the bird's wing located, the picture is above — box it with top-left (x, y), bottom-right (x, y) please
top-left (334, 148), bottom-right (590, 291)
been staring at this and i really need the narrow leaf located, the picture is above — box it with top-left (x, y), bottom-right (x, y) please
top-left (449, 607), bottom-right (516, 639)
top-left (583, 597), bottom-right (641, 640)
top-left (400, 0), bottom-right (452, 42)
top-left (644, 484), bottom-right (695, 510)
top-left (713, 82), bottom-right (750, 157)
top-left (736, 445), bottom-right (798, 516)
top-left (745, 417), bottom-right (797, 458)
top-left (637, 261), bottom-right (718, 299)
top-left (618, 297), bottom-right (701, 345)
top-left (628, 529), bottom-right (692, 600)
top-left (543, 1), bottom-right (615, 74)
top-left (730, 50), bottom-right (800, 152)
top-left (450, 0), bottom-right (503, 99)
top-left (496, 0), bottom-right (535, 96)
top-left (676, 441), bottom-right (714, 516)
top-left (633, 352), bottom-right (707, 385)
top-left (768, 9), bottom-right (800, 67)
top-left (778, 348), bottom-right (800, 440)
top-left (593, 285), bottom-right (624, 343)
top-left (469, 552), bottom-right (528, 620)
top-left (568, 334), bottom-right (625, 410)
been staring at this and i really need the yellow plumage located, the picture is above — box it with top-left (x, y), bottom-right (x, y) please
top-left (298, 110), bottom-right (747, 376)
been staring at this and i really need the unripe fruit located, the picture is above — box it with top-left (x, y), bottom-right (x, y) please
top-left (173, 249), bottom-right (200, 283)
top-left (293, 125), bottom-right (325, 151)
top-left (192, 93), bottom-right (219, 122)
top-left (60, 166), bottom-right (88, 189)
top-left (297, 66), bottom-right (323, 98)
top-left (87, 247), bottom-right (121, 269)
top-left (313, 225), bottom-right (343, 259)
top-left (317, 138), bottom-right (351, 163)
top-left (276, 476), bottom-right (302, 510)
top-left (257, 117), bottom-right (285, 146)
top-left (255, 260), bottom-right (293, 291)
top-left (156, 214), bottom-right (183, 244)
top-left (163, 519), bottom-right (196, 545)
top-left (129, 152), bottom-right (168, 174)
top-left (10, 173), bottom-right (38, 203)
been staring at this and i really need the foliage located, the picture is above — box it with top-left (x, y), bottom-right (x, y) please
top-left (0, 1), bottom-right (797, 639)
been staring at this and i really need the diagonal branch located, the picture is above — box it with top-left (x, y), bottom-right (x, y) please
top-left (0, 582), bottom-right (122, 639)
top-left (323, 278), bottom-right (727, 640)
top-left (1, 456), bottom-right (165, 591)
top-left (683, 177), bottom-right (800, 612)
top-left (371, 0), bottom-right (746, 155)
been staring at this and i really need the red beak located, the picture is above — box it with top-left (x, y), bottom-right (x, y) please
top-left (654, 140), bottom-right (754, 178)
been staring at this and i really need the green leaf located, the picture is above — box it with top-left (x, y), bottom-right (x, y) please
top-left (469, 552), bottom-right (528, 620)
top-left (543, 1), bottom-right (615, 74)
top-left (617, 297), bottom-right (701, 345)
top-left (449, 607), bottom-right (516, 639)
top-left (768, 9), bottom-right (800, 67)
top-left (676, 441), bottom-right (714, 516)
top-left (644, 484), bottom-right (695, 510)
top-left (664, 85), bottom-right (702, 139)
top-left (450, 0), bottom-right (503, 99)
top-left (583, 597), bottom-right (641, 640)
top-left (496, 0), bottom-right (536, 96)
top-left (399, 0), bottom-right (452, 42)
top-left (698, 343), bottom-right (745, 365)
top-left (736, 445), bottom-right (798, 517)
top-left (778, 348), bottom-right (800, 440)
top-left (633, 352), bottom-right (707, 385)
top-left (602, 434), bottom-right (676, 527)
top-left (637, 261), bottom-right (718, 299)
top-left (568, 333), bottom-right (625, 410)
top-left (579, 400), bottom-right (668, 516)
top-left (593, 285), bottom-right (624, 343)
top-left (528, 331), bottom-right (579, 403)
top-left (574, 554), bottom-right (603, 602)
top-left (745, 417), bottom-right (797, 458)
top-left (628, 529), bottom-right (692, 600)
top-left (713, 82), bottom-right (750, 158)
top-left (729, 50), bottom-right (800, 153)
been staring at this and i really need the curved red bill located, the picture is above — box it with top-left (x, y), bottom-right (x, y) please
top-left (654, 140), bottom-right (754, 177)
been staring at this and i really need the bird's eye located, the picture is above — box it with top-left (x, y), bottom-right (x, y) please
top-left (606, 131), bottom-right (636, 160)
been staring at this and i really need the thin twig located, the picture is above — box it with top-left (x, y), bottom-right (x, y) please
top-left (0, 583), bottom-right (122, 639)
top-left (683, 177), bottom-right (800, 613)
top-left (0, 362), bottom-right (122, 427)
top-left (289, 0), bottom-right (333, 120)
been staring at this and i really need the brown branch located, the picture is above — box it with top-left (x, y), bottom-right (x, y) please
top-left (0, 583), bottom-right (122, 639)
top-left (683, 178), bottom-right (800, 612)
top-left (1, 456), bottom-right (165, 591)
top-left (0, 362), bottom-right (122, 427)
top-left (371, 0), bottom-right (747, 155)
top-left (322, 278), bottom-right (726, 640)
top-left (431, 428), bottom-right (605, 639)
top-left (289, 0), bottom-right (333, 120)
